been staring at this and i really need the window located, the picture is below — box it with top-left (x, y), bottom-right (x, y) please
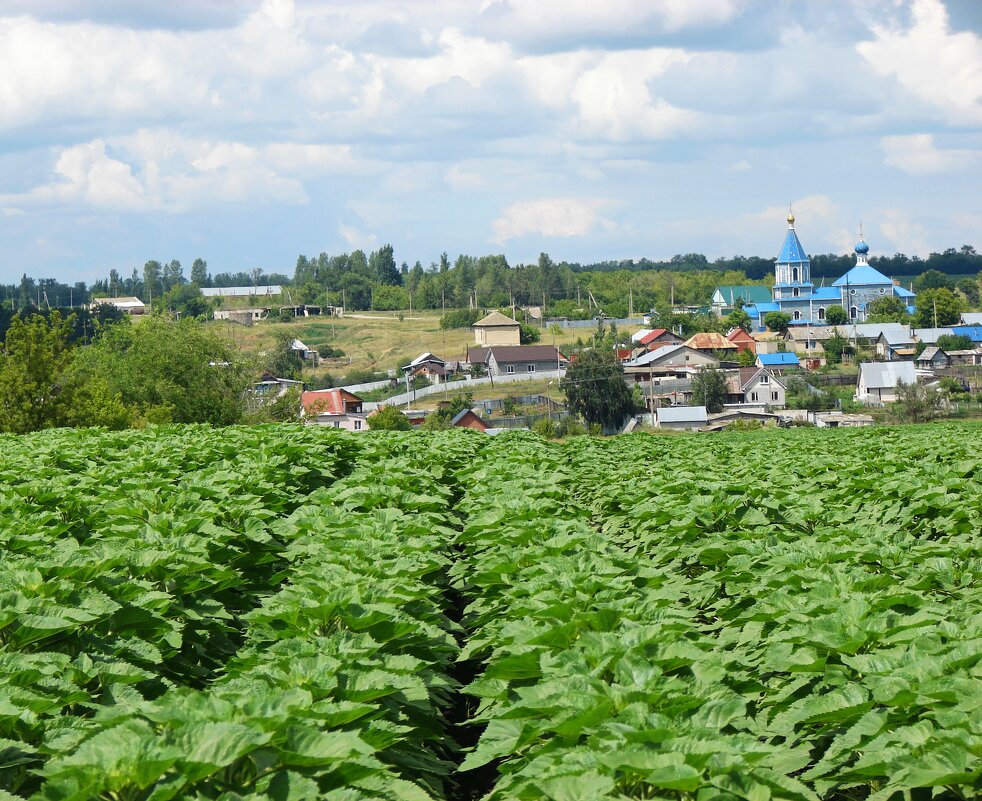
top-left (527, 364), bottom-right (535, 373)
top-left (354, 420), bottom-right (362, 431)
top-left (333, 421), bottom-right (340, 428)
top-left (793, 310), bottom-right (801, 320)
top-left (506, 365), bottom-right (515, 374)
top-left (760, 373), bottom-right (769, 384)
top-left (850, 306), bottom-right (858, 319)
top-left (751, 392), bottom-right (759, 401)
top-left (792, 267), bottom-right (799, 282)
top-left (793, 287), bottom-right (799, 298)
top-left (772, 391), bottom-right (779, 401)
top-left (818, 307), bottom-right (826, 320)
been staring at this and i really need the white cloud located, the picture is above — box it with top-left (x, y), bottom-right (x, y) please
top-left (492, 197), bottom-right (608, 243)
top-left (880, 134), bottom-right (980, 175)
top-left (878, 209), bottom-right (929, 257)
top-left (729, 160), bottom-right (751, 171)
top-left (338, 222), bottom-right (378, 250)
top-left (0, 131), bottom-right (371, 212)
top-left (858, 0), bottom-right (982, 124)
top-left (445, 164), bottom-right (483, 190)
top-left (754, 194), bottom-right (837, 223)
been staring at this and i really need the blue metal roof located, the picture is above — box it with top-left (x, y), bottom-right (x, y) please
top-left (894, 286), bottom-right (915, 298)
top-left (757, 352), bottom-right (801, 366)
top-left (811, 286), bottom-right (842, 300)
top-left (831, 264), bottom-right (895, 287)
top-left (778, 228), bottom-right (808, 264)
top-left (951, 326), bottom-right (982, 342)
top-left (744, 302), bottom-right (781, 319)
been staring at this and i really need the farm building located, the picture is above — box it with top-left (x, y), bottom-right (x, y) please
top-left (652, 405), bottom-right (708, 430)
top-left (916, 347), bottom-right (950, 369)
top-left (856, 362), bottom-right (917, 404)
top-left (472, 311), bottom-right (522, 346)
top-left (201, 285), bottom-right (283, 298)
top-left (90, 296), bottom-right (146, 315)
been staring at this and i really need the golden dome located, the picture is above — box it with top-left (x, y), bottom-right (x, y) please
top-left (787, 209), bottom-right (795, 225)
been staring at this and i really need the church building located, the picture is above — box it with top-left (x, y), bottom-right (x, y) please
top-left (743, 212), bottom-right (916, 327)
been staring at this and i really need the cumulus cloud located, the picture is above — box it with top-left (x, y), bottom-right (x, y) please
top-left (492, 198), bottom-right (610, 243)
top-left (880, 133), bottom-right (981, 175)
top-left (858, 0), bottom-right (982, 124)
top-left (878, 209), bottom-right (930, 257)
top-left (0, 131), bottom-right (369, 212)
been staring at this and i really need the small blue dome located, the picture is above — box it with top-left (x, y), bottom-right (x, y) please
top-left (854, 240), bottom-right (869, 255)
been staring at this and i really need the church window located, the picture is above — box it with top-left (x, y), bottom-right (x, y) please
top-left (792, 267), bottom-right (799, 282)
top-left (850, 306), bottom-right (858, 319)
top-left (793, 310), bottom-right (801, 320)
top-left (793, 287), bottom-right (799, 297)
top-left (818, 307), bottom-right (826, 320)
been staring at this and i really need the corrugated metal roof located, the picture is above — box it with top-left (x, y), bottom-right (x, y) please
top-left (685, 332), bottom-right (737, 350)
top-left (656, 405), bottom-right (708, 424)
top-left (757, 352), bottom-right (800, 366)
top-left (488, 345), bottom-right (566, 363)
top-left (474, 311), bottom-right (520, 327)
top-left (859, 361), bottom-right (916, 389)
top-left (200, 285), bottom-right (282, 297)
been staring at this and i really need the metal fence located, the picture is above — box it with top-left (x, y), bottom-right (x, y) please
top-left (339, 378), bottom-right (395, 394)
top-left (363, 369), bottom-right (567, 410)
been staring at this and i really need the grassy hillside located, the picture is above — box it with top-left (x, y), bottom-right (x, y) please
top-left (217, 310), bottom-right (608, 379)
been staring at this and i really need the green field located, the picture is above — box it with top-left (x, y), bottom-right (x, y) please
top-left (2, 424), bottom-right (982, 800)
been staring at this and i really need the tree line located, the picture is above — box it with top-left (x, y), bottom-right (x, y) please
top-left (6, 244), bottom-right (981, 321)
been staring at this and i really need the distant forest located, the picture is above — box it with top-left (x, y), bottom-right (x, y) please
top-left (2, 245), bottom-right (979, 320)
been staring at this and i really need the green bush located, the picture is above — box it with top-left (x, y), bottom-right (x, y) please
top-left (439, 308), bottom-right (483, 329)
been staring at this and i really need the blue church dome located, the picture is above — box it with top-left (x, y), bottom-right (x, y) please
top-left (854, 240), bottom-right (869, 255)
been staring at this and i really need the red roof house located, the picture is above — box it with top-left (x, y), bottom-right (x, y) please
top-left (726, 327), bottom-right (756, 354)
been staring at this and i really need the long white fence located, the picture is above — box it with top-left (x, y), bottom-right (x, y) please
top-left (338, 378), bottom-right (394, 394)
top-left (363, 369), bottom-right (566, 410)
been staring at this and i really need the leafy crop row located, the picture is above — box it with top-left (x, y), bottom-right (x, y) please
top-left (2, 424), bottom-right (982, 800)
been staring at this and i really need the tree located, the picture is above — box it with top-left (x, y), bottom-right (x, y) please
top-left (725, 309), bottom-right (752, 332)
top-left (0, 311), bottom-right (74, 433)
top-left (369, 245), bottom-right (401, 286)
top-left (764, 311), bottom-right (791, 335)
top-left (266, 332), bottom-right (305, 379)
top-left (162, 259), bottom-right (184, 293)
top-left (865, 295), bottom-right (909, 323)
top-left (936, 333), bottom-right (973, 352)
top-left (422, 393), bottom-right (475, 430)
top-left (957, 277), bottom-right (980, 307)
top-left (190, 258), bottom-right (209, 287)
top-left (143, 260), bottom-right (162, 303)
top-left (368, 405), bottom-right (411, 431)
top-left (66, 316), bottom-right (250, 425)
top-left (690, 367), bottom-right (727, 413)
top-left (892, 380), bottom-right (942, 423)
top-left (912, 288), bottom-right (964, 328)
top-left (913, 269), bottom-right (952, 292)
top-left (736, 349), bottom-right (755, 367)
top-left (519, 324), bottom-right (541, 344)
top-left (824, 305), bottom-right (848, 325)
top-left (561, 350), bottom-right (634, 432)
top-left (163, 284), bottom-right (212, 319)
top-left (824, 331), bottom-right (849, 364)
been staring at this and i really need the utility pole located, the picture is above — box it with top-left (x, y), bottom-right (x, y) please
top-left (629, 287), bottom-right (634, 319)
top-left (934, 297), bottom-right (938, 329)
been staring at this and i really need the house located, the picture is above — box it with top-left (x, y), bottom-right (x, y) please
top-left (950, 326), bottom-right (982, 344)
top-left (472, 311), bottom-right (522, 346)
top-left (403, 353), bottom-right (449, 384)
top-left (90, 296), bottom-right (146, 315)
top-left (621, 345), bottom-right (719, 382)
top-left (483, 345), bottom-right (567, 376)
top-left (705, 409), bottom-right (781, 430)
top-left (684, 332), bottom-right (739, 355)
top-left (724, 367), bottom-right (785, 408)
top-left (638, 328), bottom-right (683, 349)
top-left (751, 329), bottom-right (784, 354)
top-left (291, 339), bottom-right (320, 366)
top-left (913, 327), bottom-right (955, 345)
top-left (874, 328), bottom-right (916, 361)
top-left (450, 408), bottom-right (489, 432)
top-left (301, 388), bottom-right (367, 430)
top-left (756, 352), bottom-right (800, 371)
top-left (916, 347), bottom-right (950, 369)
top-left (784, 326), bottom-right (839, 355)
top-left (726, 327), bottom-right (757, 354)
top-left (653, 405), bottom-right (708, 430)
top-left (631, 328), bottom-right (653, 343)
top-left (856, 361), bottom-right (917, 404)
top-left (711, 285), bottom-right (772, 316)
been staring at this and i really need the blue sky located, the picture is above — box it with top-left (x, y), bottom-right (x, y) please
top-left (1, 0), bottom-right (981, 283)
